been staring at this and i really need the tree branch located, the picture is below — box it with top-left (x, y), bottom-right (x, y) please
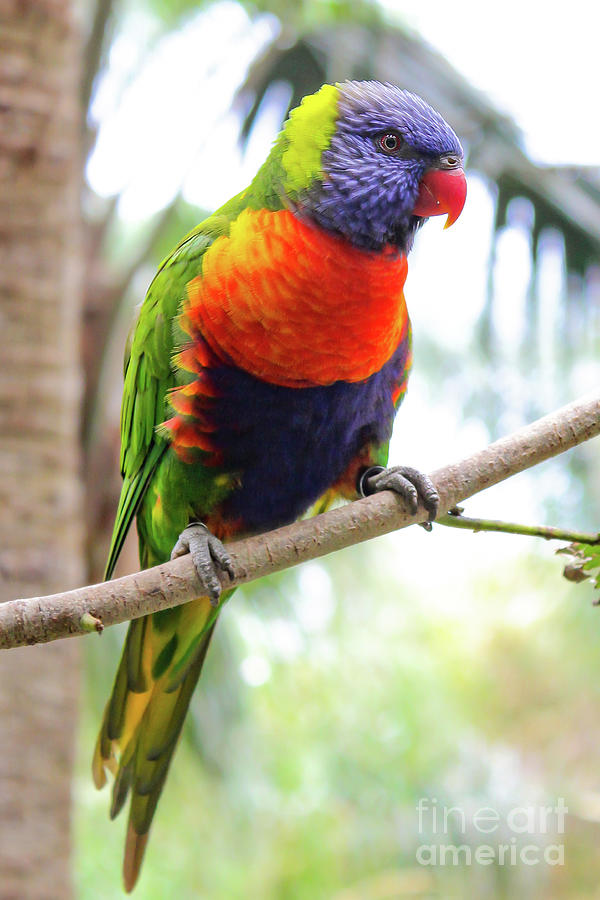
top-left (1, 391), bottom-right (599, 650)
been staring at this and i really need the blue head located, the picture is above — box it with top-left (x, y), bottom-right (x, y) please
top-left (293, 80), bottom-right (466, 253)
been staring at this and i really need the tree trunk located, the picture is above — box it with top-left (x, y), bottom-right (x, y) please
top-left (0, 2), bottom-right (84, 898)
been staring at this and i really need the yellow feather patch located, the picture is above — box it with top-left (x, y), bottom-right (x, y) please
top-left (281, 83), bottom-right (339, 195)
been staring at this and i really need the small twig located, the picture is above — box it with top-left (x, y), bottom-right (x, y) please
top-left (79, 612), bottom-right (104, 634)
top-left (438, 510), bottom-right (600, 545)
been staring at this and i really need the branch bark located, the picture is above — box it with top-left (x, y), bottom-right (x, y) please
top-left (2, 390), bottom-right (599, 650)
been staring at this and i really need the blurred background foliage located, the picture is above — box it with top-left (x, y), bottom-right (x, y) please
top-left (75, 0), bottom-right (600, 897)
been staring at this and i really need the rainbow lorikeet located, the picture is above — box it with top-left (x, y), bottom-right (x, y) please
top-left (93, 80), bottom-right (466, 890)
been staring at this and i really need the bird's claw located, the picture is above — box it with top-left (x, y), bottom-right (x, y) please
top-left (171, 522), bottom-right (234, 607)
top-left (358, 465), bottom-right (439, 522)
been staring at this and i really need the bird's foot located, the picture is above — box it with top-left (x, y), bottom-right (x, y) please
top-left (170, 522), bottom-right (234, 607)
top-left (357, 465), bottom-right (439, 523)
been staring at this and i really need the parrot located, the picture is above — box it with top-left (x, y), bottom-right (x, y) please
top-left (93, 80), bottom-right (467, 891)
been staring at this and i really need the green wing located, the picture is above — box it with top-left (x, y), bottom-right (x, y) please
top-left (104, 227), bottom-right (216, 580)
top-left (97, 199), bottom-right (268, 893)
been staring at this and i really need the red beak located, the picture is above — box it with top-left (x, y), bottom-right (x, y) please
top-left (412, 167), bottom-right (467, 228)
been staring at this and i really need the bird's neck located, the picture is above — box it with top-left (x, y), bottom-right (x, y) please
top-left (183, 208), bottom-right (410, 387)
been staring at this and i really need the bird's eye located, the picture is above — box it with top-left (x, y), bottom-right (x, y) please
top-left (440, 154), bottom-right (461, 169)
top-left (377, 132), bottom-right (403, 154)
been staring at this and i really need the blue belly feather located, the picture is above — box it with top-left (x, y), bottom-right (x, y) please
top-left (207, 337), bottom-right (411, 533)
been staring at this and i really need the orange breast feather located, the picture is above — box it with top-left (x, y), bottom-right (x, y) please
top-left (183, 208), bottom-right (409, 388)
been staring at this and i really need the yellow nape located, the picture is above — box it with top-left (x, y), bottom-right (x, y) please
top-left (281, 83), bottom-right (339, 195)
